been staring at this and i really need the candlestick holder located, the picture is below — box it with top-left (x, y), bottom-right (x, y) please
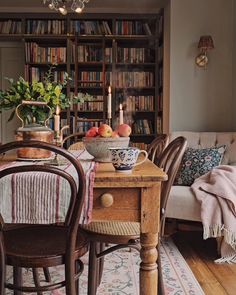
top-left (45, 125), bottom-right (70, 166)
top-left (107, 118), bottom-right (112, 126)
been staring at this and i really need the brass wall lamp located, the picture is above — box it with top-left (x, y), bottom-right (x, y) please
top-left (195, 35), bottom-right (214, 68)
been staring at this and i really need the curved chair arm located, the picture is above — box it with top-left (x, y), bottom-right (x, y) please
top-left (62, 132), bottom-right (85, 149)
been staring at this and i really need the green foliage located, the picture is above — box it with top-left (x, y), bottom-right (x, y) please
top-left (0, 65), bottom-right (91, 124)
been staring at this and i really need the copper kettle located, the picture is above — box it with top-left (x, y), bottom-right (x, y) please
top-left (15, 100), bottom-right (54, 159)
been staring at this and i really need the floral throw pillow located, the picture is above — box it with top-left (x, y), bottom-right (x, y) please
top-left (175, 145), bottom-right (226, 186)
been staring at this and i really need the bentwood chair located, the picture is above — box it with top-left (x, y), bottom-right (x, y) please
top-left (62, 132), bottom-right (85, 150)
top-left (0, 141), bottom-right (88, 295)
top-left (80, 136), bottom-right (187, 295)
top-left (147, 134), bottom-right (168, 164)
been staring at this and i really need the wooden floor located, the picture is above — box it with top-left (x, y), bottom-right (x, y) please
top-left (172, 231), bottom-right (236, 295)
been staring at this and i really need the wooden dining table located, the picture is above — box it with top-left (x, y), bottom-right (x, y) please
top-left (92, 159), bottom-right (167, 295)
top-left (0, 152), bottom-right (167, 295)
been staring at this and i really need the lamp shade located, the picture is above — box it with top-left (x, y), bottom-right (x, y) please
top-left (198, 35), bottom-right (214, 50)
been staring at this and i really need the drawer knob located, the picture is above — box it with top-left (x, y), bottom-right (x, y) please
top-left (100, 193), bottom-right (114, 208)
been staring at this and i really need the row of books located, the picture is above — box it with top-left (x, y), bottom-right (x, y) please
top-left (72, 45), bottom-right (112, 63)
top-left (75, 96), bottom-right (104, 111)
top-left (115, 95), bottom-right (154, 112)
top-left (132, 119), bottom-right (154, 134)
top-left (71, 71), bottom-right (112, 86)
top-left (0, 18), bottom-right (160, 36)
top-left (76, 119), bottom-right (102, 133)
top-left (30, 67), bottom-right (67, 83)
top-left (115, 72), bottom-right (154, 87)
top-left (115, 21), bottom-right (152, 35)
top-left (0, 20), bottom-right (21, 34)
top-left (26, 20), bottom-right (66, 35)
top-left (116, 47), bottom-right (154, 63)
top-left (70, 20), bottom-right (112, 35)
top-left (114, 116), bottom-right (154, 135)
top-left (25, 43), bottom-right (67, 64)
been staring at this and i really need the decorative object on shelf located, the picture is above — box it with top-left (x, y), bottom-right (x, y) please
top-left (43, 0), bottom-right (90, 15)
top-left (195, 35), bottom-right (214, 69)
top-left (0, 65), bottom-right (71, 124)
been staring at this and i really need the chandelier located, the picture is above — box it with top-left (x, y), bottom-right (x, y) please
top-left (43, 0), bottom-right (90, 15)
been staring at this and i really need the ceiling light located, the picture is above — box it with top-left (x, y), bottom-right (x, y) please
top-left (43, 0), bottom-right (89, 14)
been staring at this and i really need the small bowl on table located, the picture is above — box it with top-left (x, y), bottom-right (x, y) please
top-left (82, 137), bottom-right (130, 162)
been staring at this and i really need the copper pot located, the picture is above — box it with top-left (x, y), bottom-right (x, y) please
top-left (15, 100), bottom-right (54, 159)
top-left (16, 127), bottom-right (54, 159)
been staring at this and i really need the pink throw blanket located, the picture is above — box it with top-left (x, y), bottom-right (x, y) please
top-left (191, 165), bottom-right (236, 263)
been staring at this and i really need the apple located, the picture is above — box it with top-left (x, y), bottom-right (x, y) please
top-left (117, 124), bottom-right (131, 137)
top-left (111, 131), bottom-right (120, 138)
top-left (98, 124), bottom-right (113, 138)
top-left (85, 126), bottom-right (98, 137)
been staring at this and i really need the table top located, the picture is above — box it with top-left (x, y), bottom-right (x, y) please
top-left (94, 159), bottom-right (167, 186)
top-left (0, 152), bottom-right (167, 186)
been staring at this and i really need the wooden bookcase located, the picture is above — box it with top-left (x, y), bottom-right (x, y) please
top-left (0, 12), bottom-right (164, 148)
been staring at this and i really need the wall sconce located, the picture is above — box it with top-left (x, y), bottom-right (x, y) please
top-left (195, 35), bottom-right (214, 68)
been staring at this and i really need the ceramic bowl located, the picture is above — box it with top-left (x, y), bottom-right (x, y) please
top-left (82, 137), bottom-right (130, 162)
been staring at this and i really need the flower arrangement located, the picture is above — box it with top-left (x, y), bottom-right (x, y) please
top-left (0, 65), bottom-right (92, 125)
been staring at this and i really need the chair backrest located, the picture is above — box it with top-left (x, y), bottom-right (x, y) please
top-left (0, 140), bottom-right (86, 237)
top-left (147, 134), bottom-right (169, 164)
top-left (62, 132), bottom-right (85, 150)
top-left (157, 136), bottom-right (187, 235)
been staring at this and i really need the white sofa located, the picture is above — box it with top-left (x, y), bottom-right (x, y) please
top-left (166, 131), bottom-right (236, 222)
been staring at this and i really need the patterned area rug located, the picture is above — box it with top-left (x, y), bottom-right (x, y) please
top-left (6, 237), bottom-right (204, 295)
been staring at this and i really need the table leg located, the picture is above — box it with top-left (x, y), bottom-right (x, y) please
top-left (140, 233), bottom-right (158, 295)
top-left (140, 184), bottom-right (160, 295)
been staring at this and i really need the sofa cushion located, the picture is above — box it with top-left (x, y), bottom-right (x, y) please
top-left (175, 145), bottom-right (226, 186)
top-left (170, 132), bottom-right (236, 165)
top-left (166, 186), bottom-right (201, 221)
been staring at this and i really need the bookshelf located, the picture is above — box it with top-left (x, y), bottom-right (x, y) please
top-left (0, 12), bottom-right (164, 147)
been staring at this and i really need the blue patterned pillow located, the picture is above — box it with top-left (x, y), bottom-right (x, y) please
top-left (175, 145), bottom-right (226, 186)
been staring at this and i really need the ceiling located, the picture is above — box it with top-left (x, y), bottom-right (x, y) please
top-left (0, 0), bottom-right (168, 13)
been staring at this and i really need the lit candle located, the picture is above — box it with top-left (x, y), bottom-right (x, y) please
top-left (107, 86), bottom-right (112, 119)
top-left (54, 105), bottom-right (61, 133)
top-left (119, 104), bottom-right (124, 125)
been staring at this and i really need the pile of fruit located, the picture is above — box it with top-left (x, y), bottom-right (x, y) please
top-left (85, 123), bottom-right (131, 138)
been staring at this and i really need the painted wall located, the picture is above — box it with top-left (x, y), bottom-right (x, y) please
top-left (169, 0), bottom-right (234, 132)
top-left (0, 43), bottom-right (24, 143)
top-left (233, 1), bottom-right (236, 130)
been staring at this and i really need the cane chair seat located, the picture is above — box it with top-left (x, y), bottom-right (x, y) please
top-left (68, 141), bottom-right (85, 151)
top-left (81, 221), bottom-right (140, 237)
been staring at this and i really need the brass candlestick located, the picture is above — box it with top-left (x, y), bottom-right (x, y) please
top-left (46, 125), bottom-right (70, 166)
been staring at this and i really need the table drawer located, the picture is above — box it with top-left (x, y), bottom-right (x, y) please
top-left (92, 188), bottom-right (141, 222)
